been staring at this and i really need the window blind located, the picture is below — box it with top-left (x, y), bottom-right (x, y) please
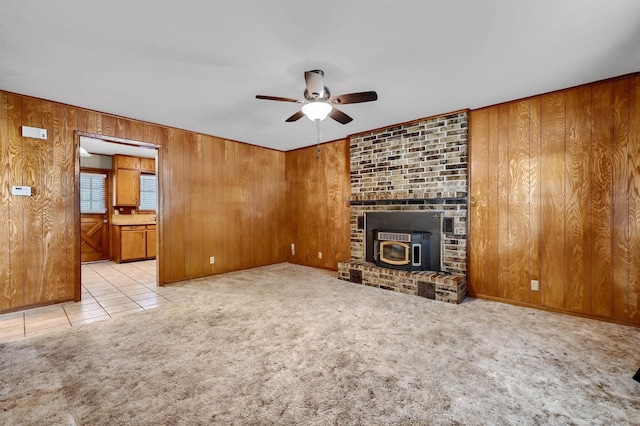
top-left (139, 174), bottom-right (157, 211)
top-left (80, 172), bottom-right (107, 214)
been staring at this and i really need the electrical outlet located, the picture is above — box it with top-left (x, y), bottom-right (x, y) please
top-left (318, 251), bottom-right (322, 259)
top-left (291, 243), bottom-right (295, 255)
top-left (531, 280), bottom-right (539, 291)
top-left (210, 256), bottom-right (215, 264)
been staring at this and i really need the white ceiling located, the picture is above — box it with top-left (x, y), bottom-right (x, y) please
top-left (80, 136), bottom-right (157, 158)
top-left (2, 1), bottom-right (640, 151)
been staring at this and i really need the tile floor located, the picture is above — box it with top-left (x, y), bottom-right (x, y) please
top-left (0, 259), bottom-right (179, 343)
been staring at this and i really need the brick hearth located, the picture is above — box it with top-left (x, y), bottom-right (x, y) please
top-left (338, 260), bottom-right (466, 304)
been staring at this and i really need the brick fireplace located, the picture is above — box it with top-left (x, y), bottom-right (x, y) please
top-left (337, 111), bottom-right (468, 304)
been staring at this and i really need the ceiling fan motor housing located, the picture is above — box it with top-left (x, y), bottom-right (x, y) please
top-left (304, 69), bottom-right (328, 99)
top-left (304, 86), bottom-right (330, 101)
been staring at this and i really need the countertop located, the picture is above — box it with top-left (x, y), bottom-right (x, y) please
top-left (111, 214), bottom-right (156, 226)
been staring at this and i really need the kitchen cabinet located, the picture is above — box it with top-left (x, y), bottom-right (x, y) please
top-left (121, 226), bottom-right (147, 260)
top-left (146, 224), bottom-right (157, 258)
top-left (140, 157), bottom-right (155, 174)
top-left (113, 155), bottom-right (140, 207)
top-left (113, 155), bottom-right (155, 207)
top-left (112, 224), bottom-right (157, 262)
top-left (114, 155), bottom-right (140, 170)
top-left (115, 169), bottom-right (140, 206)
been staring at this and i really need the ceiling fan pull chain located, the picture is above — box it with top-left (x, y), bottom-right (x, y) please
top-left (316, 119), bottom-right (321, 159)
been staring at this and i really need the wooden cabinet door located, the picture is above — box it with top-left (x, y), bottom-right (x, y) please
top-left (115, 155), bottom-right (140, 170)
top-left (140, 157), bottom-right (156, 174)
top-left (115, 169), bottom-right (140, 206)
top-left (146, 227), bottom-right (157, 258)
top-left (121, 230), bottom-right (147, 260)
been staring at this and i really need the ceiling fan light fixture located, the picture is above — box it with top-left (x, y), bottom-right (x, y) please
top-left (302, 101), bottom-right (332, 121)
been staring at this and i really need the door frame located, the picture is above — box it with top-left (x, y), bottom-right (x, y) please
top-left (74, 131), bottom-right (162, 301)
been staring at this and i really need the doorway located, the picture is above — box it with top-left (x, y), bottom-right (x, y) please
top-left (77, 134), bottom-right (160, 299)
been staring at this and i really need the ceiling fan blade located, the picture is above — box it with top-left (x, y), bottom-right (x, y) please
top-left (328, 108), bottom-right (353, 125)
top-left (285, 110), bottom-right (305, 122)
top-left (304, 70), bottom-right (325, 98)
top-left (256, 95), bottom-right (300, 103)
top-left (330, 91), bottom-right (378, 105)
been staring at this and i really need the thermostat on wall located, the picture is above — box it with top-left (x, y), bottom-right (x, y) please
top-left (12, 186), bottom-right (32, 196)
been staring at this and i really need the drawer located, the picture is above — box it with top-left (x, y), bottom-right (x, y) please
top-left (120, 225), bottom-right (147, 231)
top-left (146, 224), bottom-right (156, 230)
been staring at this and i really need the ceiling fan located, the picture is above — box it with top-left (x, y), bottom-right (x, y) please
top-left (256, 69), bottom-right (378, 124)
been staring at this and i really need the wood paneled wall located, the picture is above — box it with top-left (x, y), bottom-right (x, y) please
top-left (469, 74), bottom-right (640, 325)
top-left (160, 129), bottom-right (286, 283)
top-left (0, 93), bottom-right (72, 310)
top-left (0, 90), bottom-right (287, 312)
top-left (285, 141), bottom-right (351, 269)
top-left (0, 92), bottom-right (165, 311)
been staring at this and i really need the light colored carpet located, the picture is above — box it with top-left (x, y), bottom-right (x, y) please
top-left (1, 263), bottom-right (639, 425)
